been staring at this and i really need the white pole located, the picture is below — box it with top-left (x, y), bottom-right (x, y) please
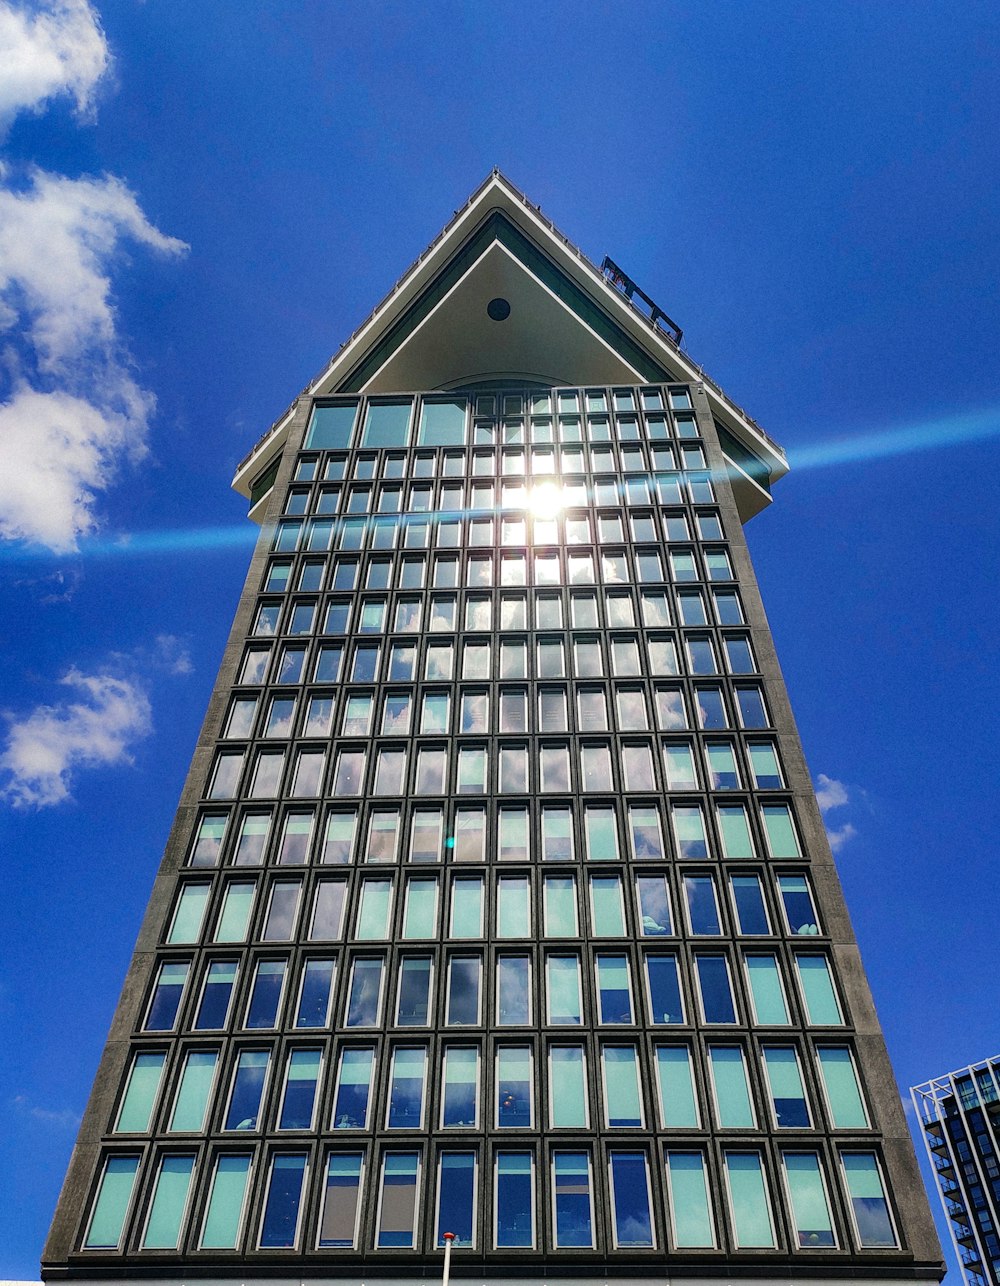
top-left (442, 1230), bottom-right (455, 1286)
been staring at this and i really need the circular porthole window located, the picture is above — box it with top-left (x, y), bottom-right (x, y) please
top-left (487, 297), bottom-right (511, 321)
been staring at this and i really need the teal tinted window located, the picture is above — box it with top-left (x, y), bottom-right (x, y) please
top-left (116, 1052), bottom-right (165, 1133)
top-left (725, 1152), bottom-right (775, 1247)
top-left (85, 1155), bottom-right (139, 1248)
top-left (746, 954), bottom-right (790, 1024)
top-left (362, 400), bottom-right (411, 447)
top-left (590, 875), bottom-right (626, 935)
top-left (167, 883), bottom-right (210, 943)
top-left (763, 1046), bottom-right (810, 1127)
top-left (817, 1047), bottom-right (868, 1127)
top-left (306, 402), bottom-right (358, 449)
top-left (201, 1153), bottom-right (251, 1248)
top-left (783, 1151), bottom-right (834, 1247)
top-left (603, 1046), bottom-right (643, 1126)
top-left (655, 1046), bottom-right (698, 1127)
top-left (170, 1050), bottom-right (218, 1131)
top-left (708, 1046), bottom-right (755, 1127)
top-left (550, 1046), bottom-right (587, 1127)
top-left (666, 1151), bottom-right (713, 1246)
top-left (418, 398), bottom-right (467, 446)
top-left (796, 955), bottom-right (843, 1024)
top-left (842, 1152), bottom-right (896, 1247)
top-left (142, 1154), bottom-right (195, 1248)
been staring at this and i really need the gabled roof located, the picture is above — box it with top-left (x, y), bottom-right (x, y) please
top-left (234, 170), bottom-right (786, 517)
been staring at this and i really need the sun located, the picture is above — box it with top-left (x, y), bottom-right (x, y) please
top-left (528, 482), bottom-right (564, 521)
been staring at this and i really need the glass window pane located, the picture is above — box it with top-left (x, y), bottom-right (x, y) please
top-left (762, 803), bottom-right (801, 857)
top-left (279, 1049), bottom-right (321, 1129)
top-left (547, 955), bottom-right (582, 1024)
top-left (319, 1153), bottom-right (363, 1248)
top-left (259, 1152), bottom-right (307, 1248)
top-left (553, 1152), bottom-right (593, 1247)
top-left (446, 956), bottom-right (481, 1025)
top-left (310, 879), bottom-right (346, 940)
top-left (201, 1153), bottom-right (251, 1249)
top-left (436, 1152), bottom-right (476, 1246)
top-left (763, 1046), bottom-right (810, 1128)
top-left (246, 959), bottom-right (287, 1028)
top-left (783, 1152), bottom-right (835, 1247)
top-left (497, 955), bottom-right (531, 1026)
top-left (708, 1046), bottom-right (755, 1127)
top-left (116, 1052), bottom-right (165, 1133)
top-left (817, 1047), bottom-right (868, 1128)
top-left (603, 1045), bottom-right (643, 1126)
top-left (216, 881), bottom-right (255, 940)
top-left (655, 1046), bottom-right (699, 1127)
top-left (496, 1153), bottom-right (534, 1247)
top-left (363, 400), bottom-right (411, 447)
top-left (377, 1152), bottom-right (419, 1247)
top-left (497, 1046), bottom-right (533, 1127)
top-left (403, 877), bottom-right (438, 937)
top-left (85, 1155), bottom-right (139, 1248)
top-left (345, 958), bottom-right (383, 1027)
top-left (842, 1152), bottom-right (896, 1247)
top-left (730, 875), bottom-right (770, 934)
top-left (696, 955), bottom-right (736, 1023)
top-left (387, 1047), bottom-right (427, 1127)
top-left (544, 876), bottom-right (577, 937)
top-left (609, 1151), bottom-right (654, 1247)
top-left (332, 1047), bottom-right (374, 1128)
top-left (645, 955), bottom-right (684, 1024)
top-left (442, 1046), bottom-right (479, 1127)
top-left (498, 876), bottom-right (530, 937)
top-left (585, 805), bottom-right (619, 860)
top-left (307, 402), bottom-right (357, 449)
top-left (549, 1046), bottom-right (587, 1127)
top-left (636, 874), bottom-right (672, 935)
top-left (143, 1154), bottom-right (194, 1249)
top-left (296, 958), bottom-right (335, 1028)
top-left (795, 955), bottom-right (843, 1024)
top-left (224, 1050), bottom-right (269, 1130)
top-left (717, 804), bottom-right (755, 859)
top-left (596, 954), bottom-right (633, 1023)
top-left (170, 1050), bottom-right (218, 1131)
top-left (167, 884), bottom-right (210, 943)
top-left (725, 1152), bottom-right (775, 1247)
top-left (396, 956), bottom-right (432, 1024)
top-left (746, 954), bottom-right (790, 1024)
top-left (666, 1152), bottom-right (714, 1247)
top-left (451, 877), bottom-right (484, 937)
top-left (356, 878), bottom-right (392, 939)
top-left (779, 874), bottom-right (821, 935)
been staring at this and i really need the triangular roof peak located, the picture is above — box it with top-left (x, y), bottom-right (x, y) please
top-left (234, 170), bottom-right (786, 514)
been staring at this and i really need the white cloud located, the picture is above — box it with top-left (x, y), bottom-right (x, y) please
top-left (0, 666), bottom-right (152, 807)
top-left (826, 821), bottom-right (858, 853)
top-left (11, 1093), bottom-right (81, 1130)
top-left (815, 772), bottom-right (849, 813)
top-left (152, 634), bottom-right (193, 676)
top-left (0, 169), bottom-right (187, 550)
top-left (0, 0), bottom-right (109, 135)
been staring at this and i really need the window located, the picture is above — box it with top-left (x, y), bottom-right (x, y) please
top-left (684, 875), bottom-right (722, 935)
top-left (436, 1153), bottom-right (476, 1247)
top-left (84, 1155), bottom-right (140, 1249)
top-left (623, 741), bottom-right (656, 790)
top-left (609, 1152), bottom-right (654, 1246)
top-left (246, 959), bottom-right (287, 1028)
top-left (209, 750), bottom-right (244, 800)
top-left (250, 749), bottom-right (285, 798)
top-left (450, 877), bottom-right (484, 937)
top-left (410, 809), bottom-right (443, 862)
top-left (497, 1046), bottom-right (533, 1127)
top-left (395, 956), bottom-right (432, 1024)
top-left (724, 634), bottom-right (756, 673)
top-left (498, 875), bottom-right (530, 937)
top-left (307, 401), bottom-right (357, 449)
top-left (201, 1153), bottom-right (252, 1249)
top-left (263, 879), bottom-right (302, 940)
top-left (694, 684), bottom-right (725, 727)
top-left (169, 1050), bottom-right (217, 1131)
top-left (724, 1152), bottom-right (776, 1248)
top-left (318, 1153), bottom-right (364, 1248)
top-left (387, 1047), bottom-right (427, 1127)
top-left (498, 807), bottom-right (529, 862)
top-left (552, 1153), bottom-right (594, 1247)
top-left (762, 1045), bottom-right (810, 1128)
top-left (189, 813), bottom-right (227, 867)
top-left (705, 742), bottom-right (739, 788)
top-left (540, 743), bottom-right (570, 791)
top-left (663, 741), bottom-right (698, 789)
top-left (629, 805), bottom-right (665, 860)
top-left (332, 1046), bottom-right (374, 1128)
top-left (654, 1046), bottom-right (698, 1127)
top-left (577, 685), bottom-right (608, 732)
top-left (584, 804), bottom-right (619, 860)
top-left (717, 804), bottom-right (755, 859)
top-left (345, 957), bottom-right (384, 1027)
top-left (841, 1152), bottom-right (896, 1247)
top-left (544, 875), bottom-right (578, 936)
top-left (332, 749), bottom-right (365, 795)
top-left (748, 741), bottom-right (783, 788)
top-left (441, 1047), bottom-right (479, 1127)
top-left (730, 874), bottom-right (770, 934)
top-left (665, 1151), bottom-right (714, 1247)
top-left (672, 804), bottom-right (708, 859)
top-left (616, 686), bottom-right (649, 730)
top-left (415, 746), bottom-right (446, 794)
top-left (321, 810), bottom-right (356, 864)
top-left (195, 960), bottom-right (238, 1029)
top-left (685, 636), bottom-right (717, 675)
top-left (590, 874), bottom-right (625, 936)
top-left (454, 807), bottom-right (486, 861)
top-left (290, 749), bottom-right (325, 797)
top-left (695, 955), bottom-right (737, 1023)
top-left (259, 1152), bottom-right (308, 1248)
top-left (636, 873), bottom-right (672, 935)
top-left (541, 805), bottom-right (573, 860)
top-left (115, 1052), bottom-right (165, 1133)
top-left (278, 1049), bottom-right (321, 1129)
top-left (497, 954), bottom-right (531, 1025)
top-left (816, 1047), bottom-right (868, 1128)
top-left (224, 1049), bottom-right (269, 1130)
top-left (708, 1045), bottom-right (755, 1127)
top-left (745, 954), bottom-right (790, 1024)
top-left (145, 961), bottom-right (189, 1031)
top-left (224, 696), bottom-right (257, 738)
top-left (363, 399), bottom-right (411, 447)
top-left (373, 746), bottom-right (406, 795)
top-left (645, 954), bottom-right (684, 1024)
top-left (446, 955), bottom-right (481, 1025)
top-left (296, 958), bottom-right (335, 1027)
top-left (457, 744), bottom-right (487, 793)
top-left (596, 954), bottom-right (634, 1023)
top-left (602, 1045), bottom-right (643, 1125)
top-left (167, 883), bottom-right (210, 943)
top-left (782, 1152), bottom-right (835, 1247)
top-left (761, 803), bottom-right (801, 857)
top-left (549, 1046), bottom-right (588, 1127)
top-left (402, 876), bottom-right (438, 936)
top-left (546, 954), bottom-right (582, 1024)
top-left (778, 874), bottom-right (821, 934)
top-left (795, 954), bottom-right (843, 1024)
top-left (646, 636), bottom-right (678, 675)
top-left (495, 1153), bottom-right (534, 1248)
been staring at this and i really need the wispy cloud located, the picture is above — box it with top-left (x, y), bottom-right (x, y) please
top-left (150, 633), bottom-right (193, 676)
top-left (0, 665), bottom-right (152, 807)
top-left (11, 1092), bottom-right (81, 1130)
top-left (0, 0), bottom-right (109, 135)
top-left (815, 773), bottom-right (849, 813)
top-left (0, 170), bottom-right (187, 551)
top-left (814, 772), bottom-right (857, 851)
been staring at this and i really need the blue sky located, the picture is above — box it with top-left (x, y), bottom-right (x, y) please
top-left (0, 0), bottom-right (997, 1275)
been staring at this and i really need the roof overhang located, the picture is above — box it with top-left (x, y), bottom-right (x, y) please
top-left (234, 170), bottom-right (787, 519)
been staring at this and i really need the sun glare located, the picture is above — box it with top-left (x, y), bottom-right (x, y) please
top-left (529, 482), bottom-right (564, 521)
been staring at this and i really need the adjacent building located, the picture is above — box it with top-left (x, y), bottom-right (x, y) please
top-left (44, 171), bottom-right (944, 1286)
top-left (913, 1058), bottom-right (1000, 1286)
